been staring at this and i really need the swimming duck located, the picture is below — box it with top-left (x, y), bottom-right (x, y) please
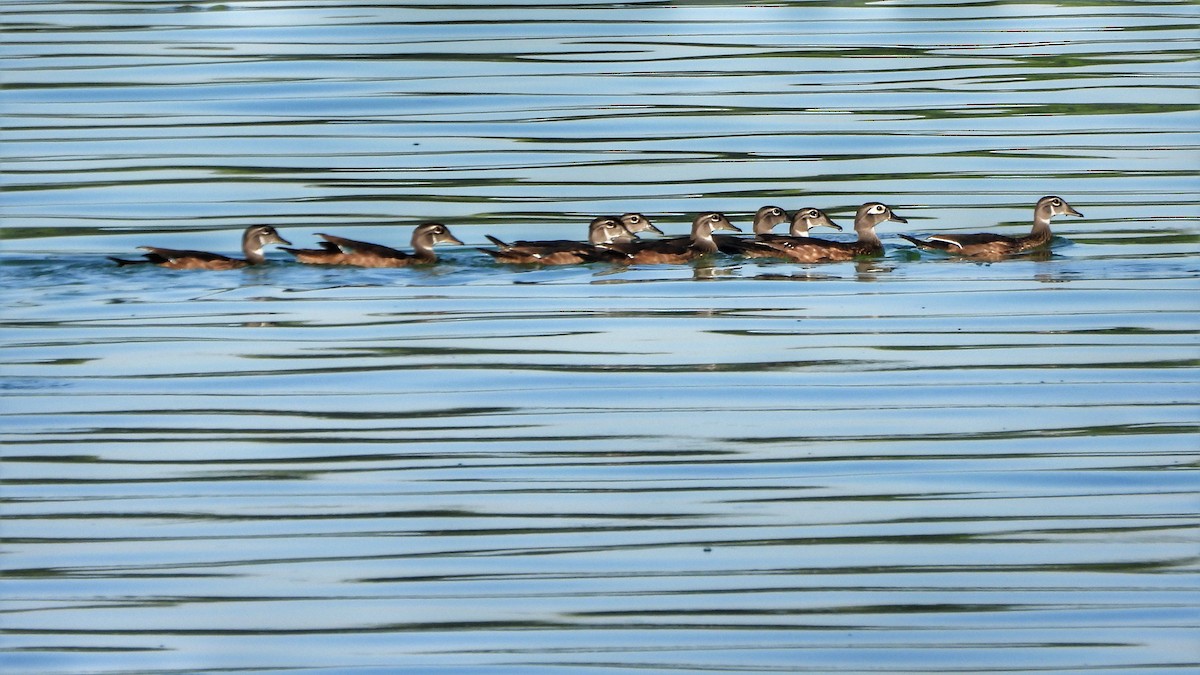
top-left (712, 205), bottom-right (792, 256)
top-left (605, 212), bottom-right (741, 264)
top-left (283, 222), bottom-right (462, 267)
top-left (108, 224), bottom-right (291, 270)
top-left (479, 216), bottom-right (635, 265)
top-left (619, 213), bottom-right (664, 237)
top-left (898, 196), bottom-right (1082, 259)
top-left (751, 202), bottom-right (905, 262)
top-left (737, 207), bottom-right (843, 258)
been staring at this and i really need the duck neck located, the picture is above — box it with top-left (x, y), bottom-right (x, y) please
top-left (854, 224), bottom-right (881, 249)
top-left (242, 241), bottom-right (266, 265)
top-left (752, 218), bottom-right (776, 235)
top-left (1028, 212), bottom-right (1053, 243)
top-left (691, 226), bottom-right (719, 253)
top-left (411, 238), bottom-right (437, 262)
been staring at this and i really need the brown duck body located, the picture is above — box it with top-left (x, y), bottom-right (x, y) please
top-left (754, 202), bottom-right (905, 262)
top-left (606, 212), bottom-right (741, 264)
top-left (130, 250), bottom-right (252, 270)
top-left (760, 239), bottom-right (879, 262)
top-left (109, 225), bottom-right (290, 270)
top-left (479, 216), bottom-right (634, 265)
top-left (898, 196), bottom-right (1082, 260)
top-left (897, 232), bottom-right (1041, 260)
top-left (284, 223), bottom-right (462, 267)
top-left (482, 242), bottom-right (615, 265)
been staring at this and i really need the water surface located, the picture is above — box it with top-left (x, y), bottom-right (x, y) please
top-left (2, 1), bottom-right (1199, 673)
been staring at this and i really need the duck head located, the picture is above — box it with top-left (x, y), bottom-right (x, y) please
top-left (789, 208), bottom-right (842, 236)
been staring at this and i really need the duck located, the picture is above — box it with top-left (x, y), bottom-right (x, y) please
top-left (749, 202), bottom-right (906, 262)
top-left (604, 212), bottom-right (741, 264)
top-left (478, 216), bottom-right (635, 265)
top-left (898, 196), bottom-right (1082, 259)
top-left (108, 224), bottom-right (291, 270)
top-left (735, 207), bottom-right (844, 259)
top-left (711, 205), bottom-right (792, 256)
top-left (282, 222), bottom-right (462, 267)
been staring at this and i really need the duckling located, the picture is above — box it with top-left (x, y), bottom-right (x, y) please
top-left (605, 212), bottom-right (742, 265)
top-left (283, 222), bottom-right (462, 267)
top-left (753, 202), bottom-right (905, 262)
top-left (712, 205), bottom-right (791, 255)
top-left (479, 216), bottom-right (634, 265)
top-left (108, 224), bottom-right (291, 270)
top-left (736, 207), bottom-right (843, 259)
top-left (898, 196), bottom-right (1082, 259)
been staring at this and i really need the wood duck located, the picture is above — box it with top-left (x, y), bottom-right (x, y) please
top-left (713, 205), bottom-right (791, 255)
top-left (109, 225), bottom-right (291, 270)
top-left (619, 213), bottom-right (663, 237)
top-left (751, 202), bottom-right (906, 262)
top-left (604, 212), bottom-right (741, 264)
top-left (898, 196), bottom-right (1082, 259)
top-left (737, 207), bottom-right (843, 258)
top-left (479, 216), bottom-right (634, 265)
top-left (282, 222), bottom-right (462, 267)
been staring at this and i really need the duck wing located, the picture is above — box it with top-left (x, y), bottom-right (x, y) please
top-left (484, 235), bottom-right (594, 254)
top-left (318, 233), bottom-right (409, 260)
top-left (756, 235), bottom-right (853, 252)
top-left (712, 234), bottom-right (761, 255)
top-left (137, 247), bottom-right (238, 264)
top-left (751, 236), bottom-right (868, 262)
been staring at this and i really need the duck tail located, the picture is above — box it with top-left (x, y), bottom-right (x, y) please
top-left (484, 235), bottom-right (509, 248)
top-left (108, 256), bottom-right (148, 266)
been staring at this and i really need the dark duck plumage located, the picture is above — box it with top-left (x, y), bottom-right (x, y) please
top-left (282, 222), bottom-right (462, 267)
top-left (478, 216), bottom-right (634, 265)
top-left (109, 225), bottom-right (291, 270)
top-left (736, 207), bottom-right (843, 259)
top-left (752, 202), bottom-right (905, 262)
top-left (898, 196), bottom-right (1082, 260)
top-left (604, 212), bottom-right (741, 265)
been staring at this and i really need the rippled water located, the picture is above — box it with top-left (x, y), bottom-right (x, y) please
top-left (3, 1), bottom-right (1199, 673)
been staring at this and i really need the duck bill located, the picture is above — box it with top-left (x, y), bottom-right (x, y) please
top-left (1066, 206), bottom-right (1083, 217)
top-left (888, 213), bottom-right (908, 224)
top-left (646, 224), bottom-right (665, 235)
top-left (271, 233), bottom-right (293, 246)
top-left (717, 222), bottom-right (742, 233)
top-left (443, 234), bottom-right (465, 246)
top-left (819, 221), bottom-right (843, 232)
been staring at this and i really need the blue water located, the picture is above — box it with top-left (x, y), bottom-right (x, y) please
top-left (2, 1), bottom-right (1199, 673)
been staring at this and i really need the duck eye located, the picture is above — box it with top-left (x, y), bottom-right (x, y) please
top-left (629, 216), bottom-right (640, 223)
top-left (1051, 199), bottom-right (1062, 206)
